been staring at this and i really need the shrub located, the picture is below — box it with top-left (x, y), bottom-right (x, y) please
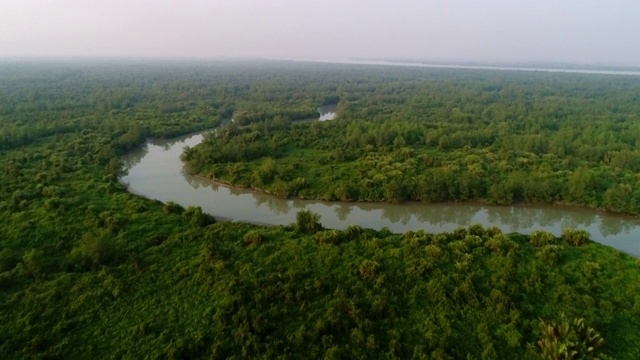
top-left (485, 226), bottom-right (503, 237)
top-left (183, 206), bottom-right (215, 227)
top-left (343, 225), bottom-right (363, 241)
top-left (561, 228), bottom-right (590, 247)
top-left (537, 245), bottom-right (563, 265)
top-left (294, 210), bottom-right (322, 234)
top-left (452, 227), bottom-right (468, 240)
top-left (358, 259), bottom-right (379, 279)
top-left (163, 201), bottom-right (184, 215)
top-left (464, 234), bottom-right (484, 248)
top-left (425, 244), bottom-right (443, 258)
top-left (243, 231), bottom-right (264, 247)
top-left (468, 223), bottom-right (486, 237)
top-left (314, 230), bottom-right (341, 245)
top-left (485, 234), bottom-right (516, 255)
top-left (22, 249), bottom-right (46, 275)
top-left (68, 232), bottom-right (115, 270)
top-left (530, 231), bottom-right (556, 247)
top-left (98, 211), bottom-right (124, 231)
top-left (534, 316), bottom-right (605, 359)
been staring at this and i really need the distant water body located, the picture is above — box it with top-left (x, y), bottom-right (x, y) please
top-left (290, 58), bottom-right (640, 76)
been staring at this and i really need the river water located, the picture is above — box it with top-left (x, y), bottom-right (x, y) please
top-left (318, 104), bottom-right (337, 121)
top-left (120, 111), bottom-right (640, 256)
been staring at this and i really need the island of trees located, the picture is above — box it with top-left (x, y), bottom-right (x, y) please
top-left (184, 66), bottom-right (640, 215)
top-left (1, 60), bottom-right (639, 358)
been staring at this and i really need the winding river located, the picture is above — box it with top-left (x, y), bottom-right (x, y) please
top-left (120, 108), bottom-right (640, 256)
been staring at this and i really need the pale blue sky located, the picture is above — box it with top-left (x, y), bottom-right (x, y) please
top-left (1, 0), bottom-right (638, 65)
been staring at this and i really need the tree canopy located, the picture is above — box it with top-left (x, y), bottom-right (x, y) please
top-left (1, 60), bottom-right (639, 358)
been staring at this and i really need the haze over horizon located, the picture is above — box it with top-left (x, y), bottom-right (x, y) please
top-left (1, 0), bottom-right (639, 66)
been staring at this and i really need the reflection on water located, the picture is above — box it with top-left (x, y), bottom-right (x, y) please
top-left (255, 194), bottom-right (291, 215)
top-left (120, 144), bottom-right (148, 172)
top-left (335, 203), bottom-right (352, 221)
top-left (120, 131), bottom-right (640, 257)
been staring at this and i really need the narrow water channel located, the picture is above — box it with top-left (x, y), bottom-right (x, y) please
top-left (120, 112), bottom-right (640, 256)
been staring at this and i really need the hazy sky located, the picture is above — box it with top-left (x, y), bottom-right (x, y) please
top-left (1, 0), bottom-right (639, 65)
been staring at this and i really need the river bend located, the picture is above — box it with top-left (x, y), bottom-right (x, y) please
top-left (121, 128), bottom-right (640, 256)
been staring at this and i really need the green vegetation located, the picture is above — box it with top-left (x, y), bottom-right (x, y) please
top-left (1, 60), bottom-right (640, 358)
top-left (187, 69), bottom-right (640, 215)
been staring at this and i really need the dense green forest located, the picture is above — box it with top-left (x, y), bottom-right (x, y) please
top-left (1, 60), bottom-right (640, 358)
top-left (185, 67), bottom-right (640, 215)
